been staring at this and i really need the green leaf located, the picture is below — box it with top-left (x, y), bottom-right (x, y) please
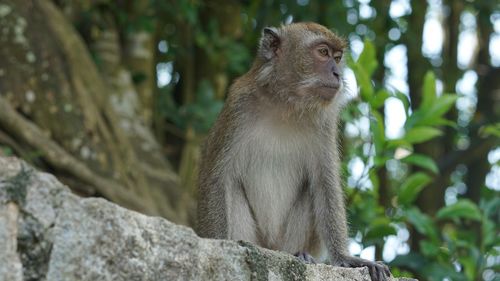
top-left (420, 95), bottom-right (458, 124)
top-left (358, 40), bottom-right (378, 78)
top-left (436, 199), bottom-right (482, 221)
top-left (395, 92), bottom-right (410, 116)
top-left (422, 263), bottom-right (468, 281)
top-left (403, 126), bottom-right (443, 144)
top-left (369, 89), bottom-right (390, 109)
top-left (401, 154), bottom-right (439, 174)
top-left (421, 71), bottom-right (437, 109)
top-left (459, 256), bottom-right (477, 281)
top-left (405, 207), bottom-right (439, 242)
top-left (369, 169), bottom-right (379, 191)
top-left (386, 139), bottom-right (412, 150)
top-left (348, 40), bottom-right (378, 101)
top-left (370, 110), bottom-right (385, 154)
top-left (389, 252), bottom-right (428, 270)
top-left (359, 71), bottom-right (375, 101)
top-left (349, 63), bottom-right (374, 101)
top-left (398, 173), bottom-right (432, 206)
top-left (482, 217), bottom-right (496, 248)
top-left (364, 218), bottom-right (397, 241)
top-left (431, 117), bottom-right (457, 127)
top-left (420, 240), bottom-right (439, 257)
top-left (373, 155), bottom-right (391, 167)
top-left (404, 110), bottom-right (425, 129)
top-left (481, 196), bottom-right (500, 218)
top-left (405, 95), bottom-right (458, 129)
top-left (479, 122), bottom-right (500, 138)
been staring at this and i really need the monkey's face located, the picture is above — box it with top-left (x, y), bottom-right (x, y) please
top-left (300, 40), bottom-right (344, 103)
top-left (257, 23), bottom-right (347, 110)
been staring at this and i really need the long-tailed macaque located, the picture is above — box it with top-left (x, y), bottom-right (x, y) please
top-left (197, 22), bottom-right (390, 281)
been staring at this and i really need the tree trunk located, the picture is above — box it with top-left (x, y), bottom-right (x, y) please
top-left (0, 0), bottom-right (191, 224)
top-left (465, 5), bottom-right (499, 202)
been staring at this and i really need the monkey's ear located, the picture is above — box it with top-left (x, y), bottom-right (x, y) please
top-left (259, 27), bottom-right (280, 60)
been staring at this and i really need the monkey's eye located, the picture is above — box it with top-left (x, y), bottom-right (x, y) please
top-left (319, 48), bottom-right (329, 57)
top-left (333, 51), bottom-right (343, 63)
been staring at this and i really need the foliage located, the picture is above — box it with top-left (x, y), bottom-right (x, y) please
top-left (158, 80), bottom-right (223, 133)
top-left (0, 146), bottom-right (13, 156)
top-left (345, 41), bottom-right (499, 281)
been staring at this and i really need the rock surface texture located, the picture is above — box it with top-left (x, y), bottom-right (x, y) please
top-left (0, 156), bottom-right (417, 281)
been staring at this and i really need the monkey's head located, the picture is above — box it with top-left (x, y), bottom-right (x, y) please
top-left (255, 22), bottom-right (347, 111)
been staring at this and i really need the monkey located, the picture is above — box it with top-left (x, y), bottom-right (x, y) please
top-left (197, 22), bottom-right (391, 281)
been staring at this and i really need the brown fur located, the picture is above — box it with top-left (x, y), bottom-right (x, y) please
top-left (197, 22), bottom-right (390, 281)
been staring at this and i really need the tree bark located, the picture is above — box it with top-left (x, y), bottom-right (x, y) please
top-left (0, 0), bottom-right (191, 224)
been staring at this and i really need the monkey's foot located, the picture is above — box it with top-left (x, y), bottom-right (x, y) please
top-left (294, 251), bottom-right (316, 264)
top-left (336, 256), bottom-right (391, 281)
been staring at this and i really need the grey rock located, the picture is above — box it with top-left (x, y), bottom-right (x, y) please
top-left (0, 156), bottom-right (417, 281)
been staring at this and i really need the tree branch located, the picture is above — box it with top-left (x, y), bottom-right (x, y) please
top-left (0, 96), bottom-right (158, 215)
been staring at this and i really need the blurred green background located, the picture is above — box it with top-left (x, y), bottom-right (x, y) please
top-left (0, 0), bottom-right (498, 280)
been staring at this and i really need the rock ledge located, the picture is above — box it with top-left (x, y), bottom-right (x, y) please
top-left (0, 157), bottom-right (416, 281)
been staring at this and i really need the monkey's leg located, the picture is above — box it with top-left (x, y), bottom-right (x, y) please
top-left (314, 185), bottom-right (391, 281)
top-left (313, 155), bottom-right (391, 281)
top-left (227, 182), bottom-right (259, 244)
top-left (282, 190), bottom-right (321, 263)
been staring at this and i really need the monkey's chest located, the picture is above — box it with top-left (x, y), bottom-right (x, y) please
top-left (234, 129), bottom-right (314, 244)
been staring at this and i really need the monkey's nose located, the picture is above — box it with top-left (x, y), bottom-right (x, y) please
top-left (331, 69), bottom-right (340, 82)
top-left (331, 66), bottom-right (340, 78)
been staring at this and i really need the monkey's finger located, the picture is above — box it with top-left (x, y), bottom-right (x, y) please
top-left (369, 267), bottom-right (378, 281)
top-left (375, 261), bottom-right (391, 278)
top-left (379, 267), bottom-right (387, 281)
top-left (308, 255), bottom-right (317, 264)
top-left (378, 264), bottom-right (389, 281)
top-left (380, 263), bottom-right (391, 277)
top-left (294, 251), bottom-right (316, 264)
top-left (384, 265), bottom-right (391, 277)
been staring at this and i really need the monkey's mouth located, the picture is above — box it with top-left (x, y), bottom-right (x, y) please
top-left (319, 82), bottom-right (340, 90)
top-left (317, 84), bottom-right (339, 100)
top-left (321, 85), bottom-right (339, 90)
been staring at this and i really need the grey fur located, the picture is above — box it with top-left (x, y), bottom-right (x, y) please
top-left (197, 23), bottom-right (390, 281)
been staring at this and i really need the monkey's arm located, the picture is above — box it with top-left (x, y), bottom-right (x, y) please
top-left (313, 149), bottom-right (390, 281)
top-left (312, 149), bottom-right (350, 260)
top-left (197, 121), bottom-right (232, 239)
top-left (196, 104), bottom-right (238, 239)
top-left (197, 164), bottom-right (228, 239)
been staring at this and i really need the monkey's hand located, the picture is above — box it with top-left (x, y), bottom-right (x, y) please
top-left (334, 255), bottom-right (391, 281)
top-left (294, 251), bottom-right (317, 264)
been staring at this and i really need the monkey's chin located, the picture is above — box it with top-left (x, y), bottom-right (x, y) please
top-left (317, 87), bottom-right (339, 102)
